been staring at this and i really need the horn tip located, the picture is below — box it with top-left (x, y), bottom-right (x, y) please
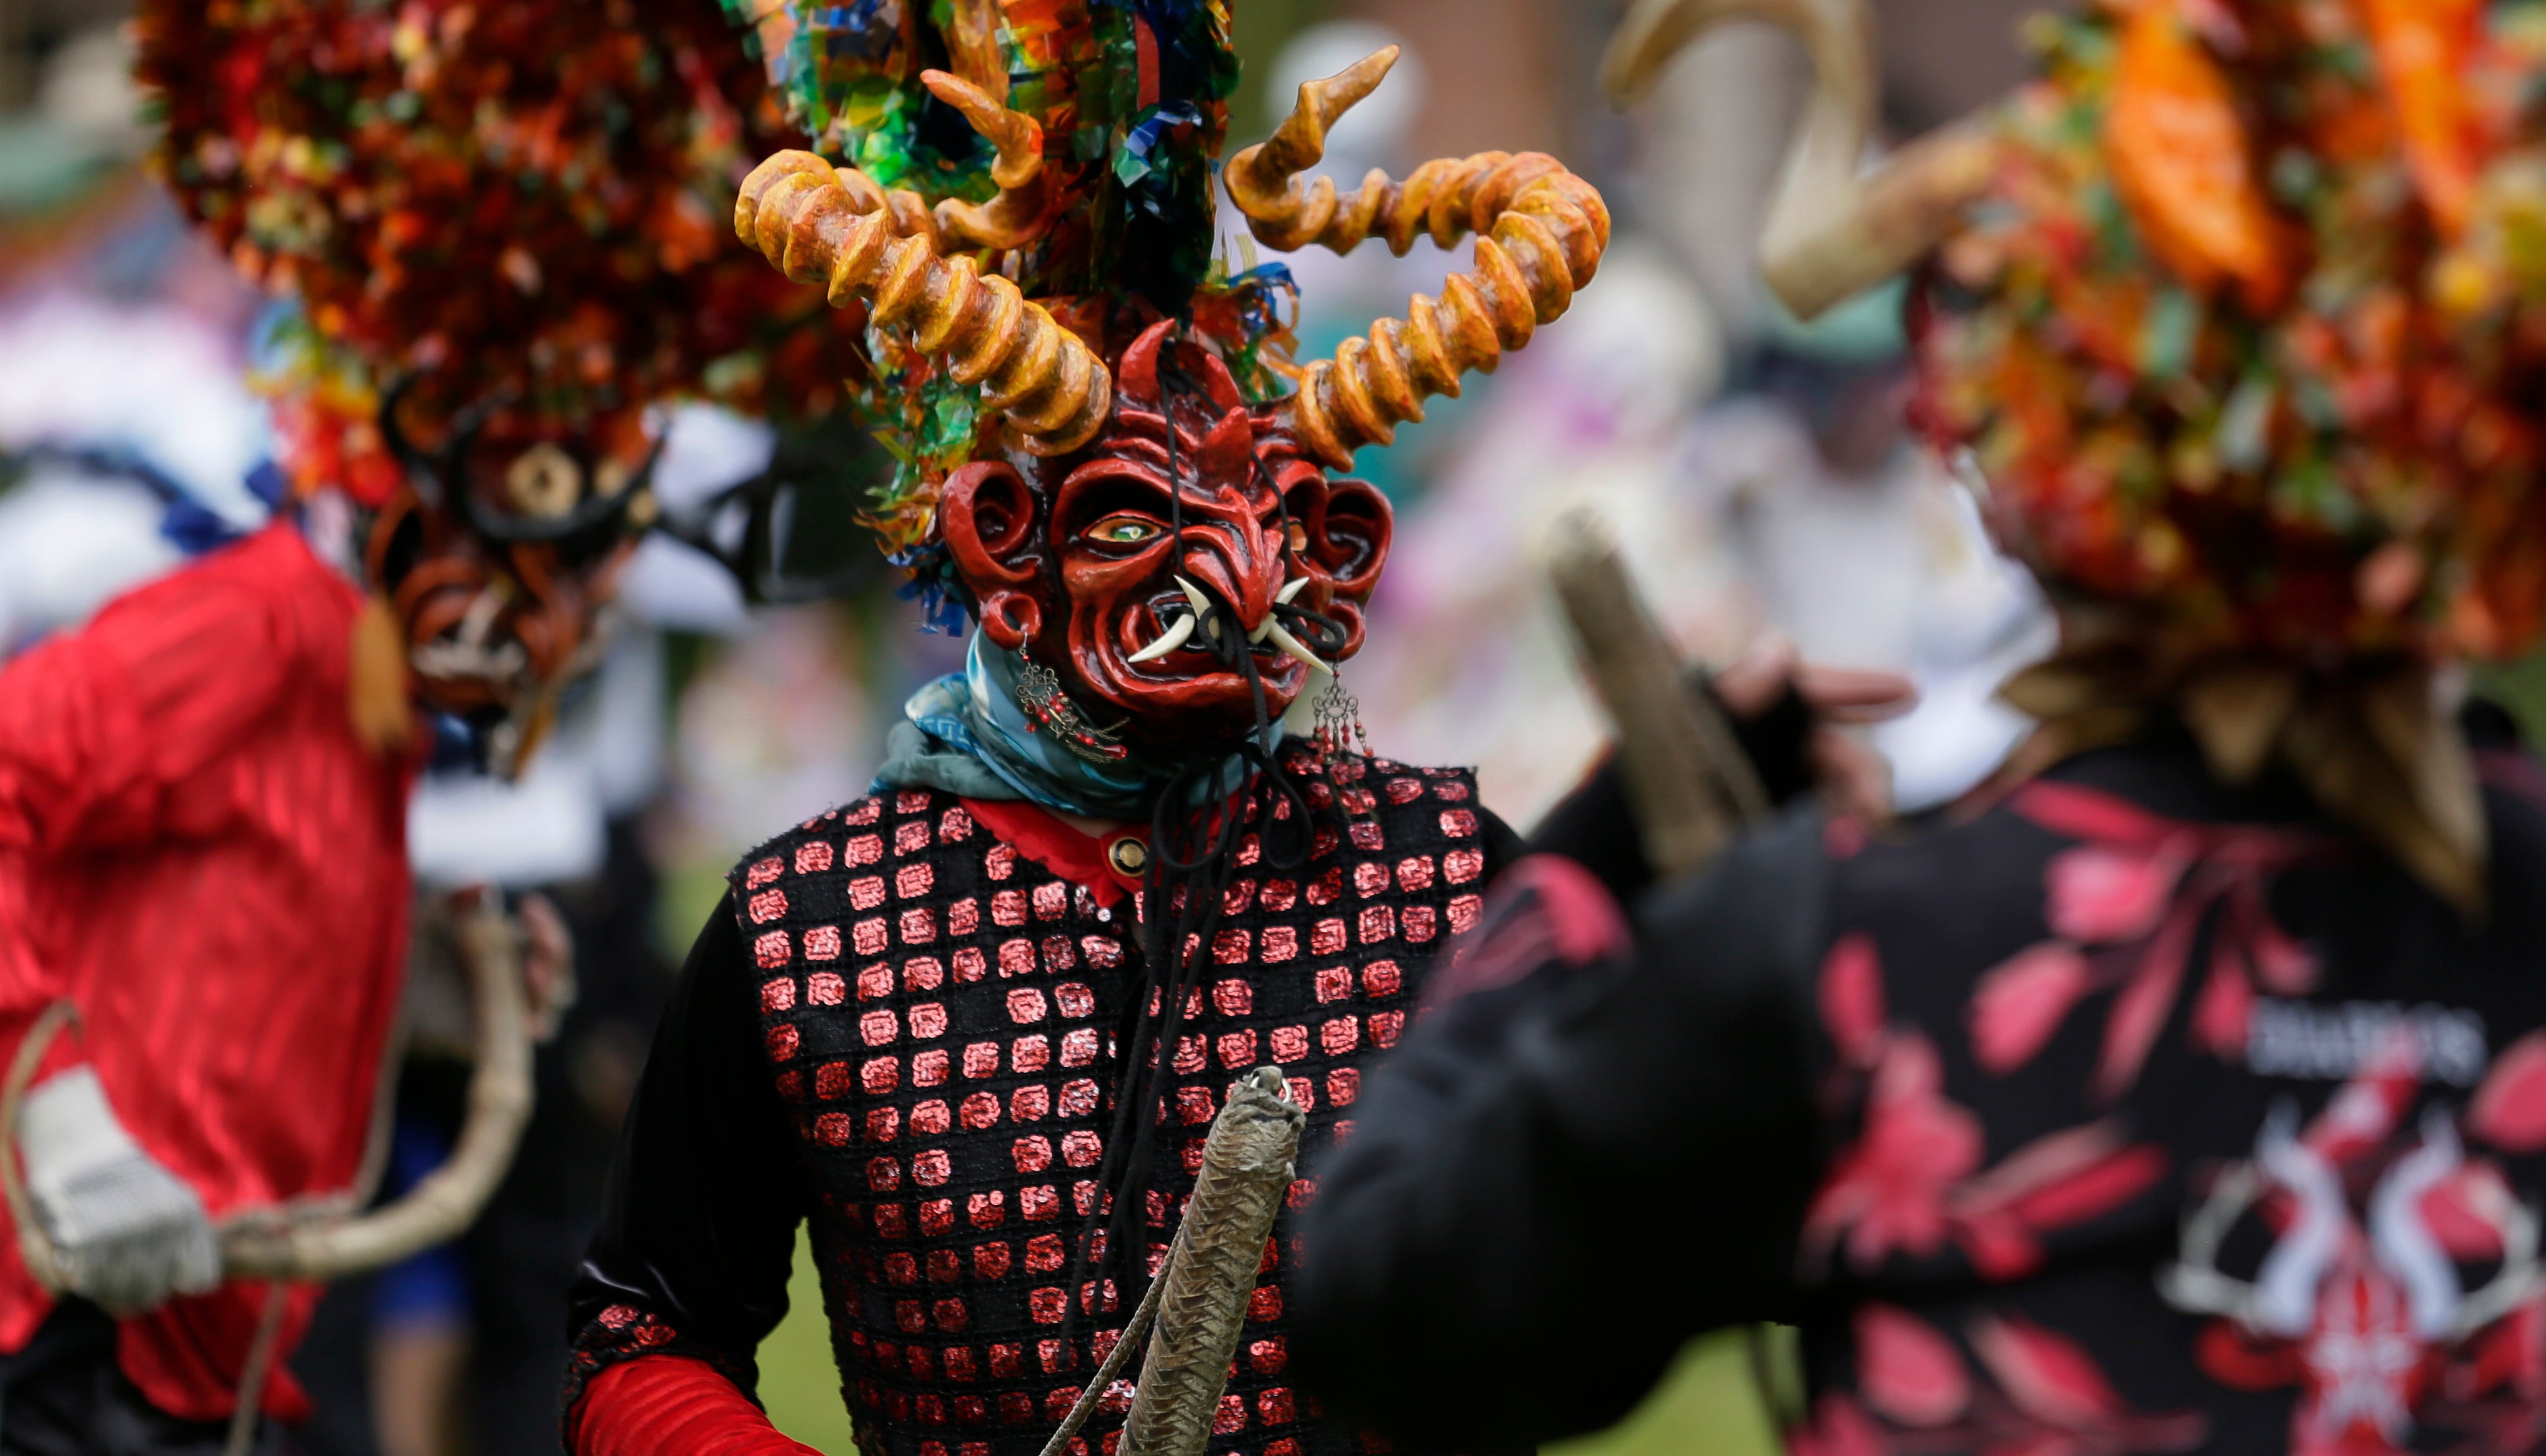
top-left (1346, 44), bottom-right (1400, 91)
top-left (1596, 0), bottom-right (1697, 107)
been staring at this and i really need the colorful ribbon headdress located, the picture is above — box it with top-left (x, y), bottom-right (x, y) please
top-left (726, 0), bottom-right (1610, 604)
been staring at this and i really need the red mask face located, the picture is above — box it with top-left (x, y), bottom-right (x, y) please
top-left (941, 322), bottom-right (1393, 755)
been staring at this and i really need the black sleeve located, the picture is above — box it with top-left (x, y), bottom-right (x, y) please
top-left (1521, 754), bottom-right (1650, 905)
top-left (1478, 804), bottom-right (1527, 878)
top-left (1526, 682), bottom-right (1817, 905)
top-left (564, 892), bottom-right (812, 1404)
top-left (1291, 809), bottom-right (1833, 1450)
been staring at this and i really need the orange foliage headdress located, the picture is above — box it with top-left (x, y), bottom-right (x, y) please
top-left (1606, 0), bottom-right (2546, 905)
top-left (137, 0), bottom-right (861, 509)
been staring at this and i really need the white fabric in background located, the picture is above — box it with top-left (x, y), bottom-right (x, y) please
top-left (0, 294), bottom-right (269, 526)
top-left (0, 472), bottom-right (183, 656)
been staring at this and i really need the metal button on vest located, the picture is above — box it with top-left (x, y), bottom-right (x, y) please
top-left (1107, 835), bottom-right (1148, 876)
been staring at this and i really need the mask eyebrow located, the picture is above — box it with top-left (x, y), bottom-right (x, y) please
top-left (1058, 456), bottom-right (1175, 492)
top-left (1051, 459), bottom-right (1183, 547)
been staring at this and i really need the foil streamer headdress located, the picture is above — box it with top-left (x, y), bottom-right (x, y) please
top-left (727, 0), bottom-right (1611, 622)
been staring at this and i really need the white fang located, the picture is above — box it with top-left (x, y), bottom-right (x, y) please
top-left (1263, 620), bottom-right (1330, 674)
top-left (1175, 576), bottom-right (1222, 641)
top-left (1126, 611), bottom-right (1197, 664)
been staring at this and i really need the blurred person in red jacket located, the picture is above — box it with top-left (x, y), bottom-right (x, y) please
top-left (0, 0), bottom-right (857, 1447)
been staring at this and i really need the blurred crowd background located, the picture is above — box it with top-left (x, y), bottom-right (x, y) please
top-left (0, 0), bottom-right (2351, 1450)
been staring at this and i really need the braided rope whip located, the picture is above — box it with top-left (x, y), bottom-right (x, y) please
top-left (1037, 1068), bottom-right (1305, 1456)
top-left (1119, 1066), bottom-right (1306, 1456)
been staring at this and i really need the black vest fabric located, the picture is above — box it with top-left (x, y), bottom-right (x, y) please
top-left (1792, 752), bottom-right (2546, 1456)
top-left (723, 748), bottom-right (1483, 1456)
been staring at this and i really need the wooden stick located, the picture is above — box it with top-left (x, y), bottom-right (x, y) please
top-left (0, 1000), bottom-right (79, 1293)
top-left (2, 896), bottom-right (533, 1299)
top-left (1542, 503), bottom-right (1771, 880)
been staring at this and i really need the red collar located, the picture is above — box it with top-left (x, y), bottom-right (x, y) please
top-left (959, 797), bottom-right (1148, 908)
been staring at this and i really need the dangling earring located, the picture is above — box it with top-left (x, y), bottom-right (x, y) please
top-left (1312, 671), bottom-right (1368, 759)
top-left (1016, 649), bottom-right (1132, 764)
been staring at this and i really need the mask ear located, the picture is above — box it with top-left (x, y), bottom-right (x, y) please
top-left (1283, 475), bottom-right (1391, 664)
top-left (940, 462), bottom-right (1040, 584)
top-left (940, 461), bottom-right (1046, 652)
top-left (975, 589), bottom-right (1044, 652)
top-left (1311, 478), bottom-right (1391, 600)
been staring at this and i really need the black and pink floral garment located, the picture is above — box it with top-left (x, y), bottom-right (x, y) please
top-left (1298, 729), bottom-right (2546, 1456)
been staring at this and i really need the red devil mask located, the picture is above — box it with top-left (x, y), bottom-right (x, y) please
top-left (939, 321), bottom-right (1393, 758)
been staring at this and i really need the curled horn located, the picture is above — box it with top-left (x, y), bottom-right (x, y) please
top-left (1232, 51), bottom-right (1612, 471)
top-left (921, 71), bottom-right (1060, 252)
top-left (1225, 47), bottom-right (1408, 253)
top-left (1599, 0), bottom-right (1996, 320)
top-left (1227, 48), bottom-right (1602, 262)
top-left (736, 150), bottom-right (1111, 455)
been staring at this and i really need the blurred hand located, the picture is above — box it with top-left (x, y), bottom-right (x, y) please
top-left (21, 1067), bottom-right (220, 1314)
top-left (1712, 635), bottom-right (1915, 825)
top-left (517, 892), bottom-right (577, 1045)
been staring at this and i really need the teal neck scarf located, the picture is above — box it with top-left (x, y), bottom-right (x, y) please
top-left (874, 634), bottom-right (1275, 822)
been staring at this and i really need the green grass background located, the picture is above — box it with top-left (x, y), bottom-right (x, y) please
top-left (755, 1229), bottom-right (1782, 1456)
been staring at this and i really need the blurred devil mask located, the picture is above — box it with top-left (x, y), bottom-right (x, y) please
top-left (367, 379), bottom-right (660, 774)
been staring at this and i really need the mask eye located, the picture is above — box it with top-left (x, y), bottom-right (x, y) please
top-left (1086, 514), bottom-right (1163, 546)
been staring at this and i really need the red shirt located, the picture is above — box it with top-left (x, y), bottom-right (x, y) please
top-left (0, 523), bottom-right (417, 1422)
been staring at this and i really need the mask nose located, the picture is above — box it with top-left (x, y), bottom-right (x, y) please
top-left (1178, 519), bottom-right (1282, 635)
top-left (1168, 527), bottom-right (1330, 676)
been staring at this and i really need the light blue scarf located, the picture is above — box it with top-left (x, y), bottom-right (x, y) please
top-left (873, 634), bottom-right (1275, 820)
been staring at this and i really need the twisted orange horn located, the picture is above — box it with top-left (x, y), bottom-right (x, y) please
top-left (920, 70), bottom-right (1060, 252)
top-left (1226, 47), bottom-right (1595, 262)
top-left (1230, 50), bottom-right (1612, 471)
top-left (737, 150), bottom-right (1110, 455)
top-left (1225, 47), bottom-right (1405, 253)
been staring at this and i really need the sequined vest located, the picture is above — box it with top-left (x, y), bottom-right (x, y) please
top-left (739, 747), bottom-right (1489, 1456)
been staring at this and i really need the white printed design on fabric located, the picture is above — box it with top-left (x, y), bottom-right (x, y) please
top-left (2163, 1036), bottom-right (2546, 1456)
top-left (2247, 999), bottom-right (2489, 1088)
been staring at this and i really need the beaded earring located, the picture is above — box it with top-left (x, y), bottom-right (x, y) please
top-left (1015, 649), bottom-right (1131, 764)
